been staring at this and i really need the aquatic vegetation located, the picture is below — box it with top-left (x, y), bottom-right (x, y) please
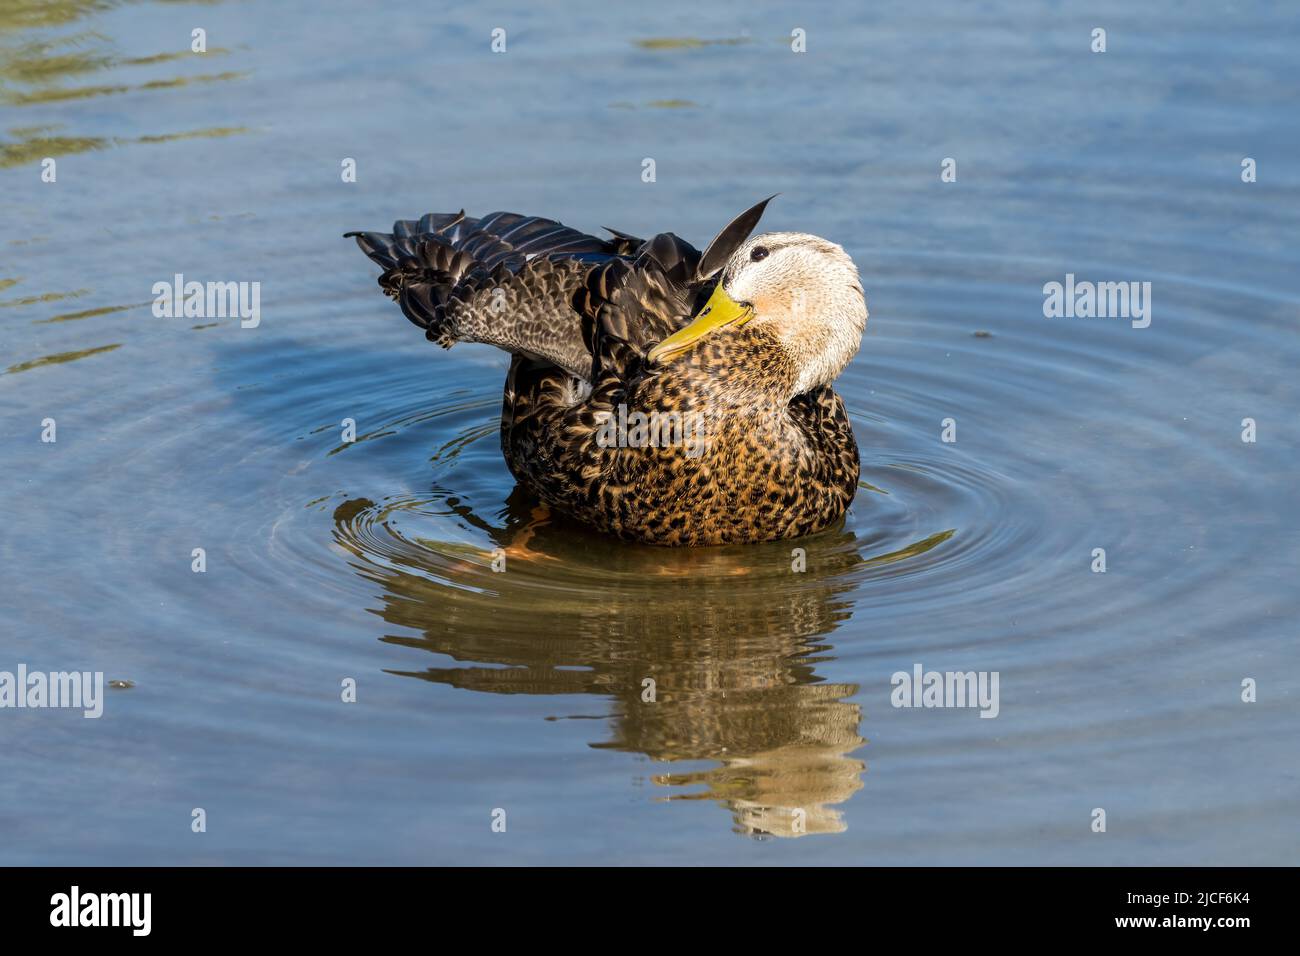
top-left (5, 342), bottom-right (121, 374)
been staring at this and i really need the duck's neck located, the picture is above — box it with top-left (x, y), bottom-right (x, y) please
top-left (775, 299), bottom-right (867, 396)
top-left (697, 325), bottom-right (803, 408)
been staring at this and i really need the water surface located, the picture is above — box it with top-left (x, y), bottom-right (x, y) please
top-left (2, 0), bottom-right (1297, 864)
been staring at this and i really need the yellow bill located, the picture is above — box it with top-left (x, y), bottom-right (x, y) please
top-left (647, 284), bottom-right (754, 364)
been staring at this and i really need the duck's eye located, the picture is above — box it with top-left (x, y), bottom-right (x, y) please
top-left (749, 246), bottom-right (769, 262)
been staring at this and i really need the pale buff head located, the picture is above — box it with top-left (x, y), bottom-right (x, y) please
top-left (718, 232), bottom-right (869, 394)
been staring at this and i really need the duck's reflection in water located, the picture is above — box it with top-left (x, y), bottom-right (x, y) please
top-left (335, 489), bottom-right (867, 837)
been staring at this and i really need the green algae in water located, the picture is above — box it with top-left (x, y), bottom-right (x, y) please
top-left (6, 343), bottom-right (121, 374)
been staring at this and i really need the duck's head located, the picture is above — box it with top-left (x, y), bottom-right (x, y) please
top-left (648, 231), bottom-right (868, 395)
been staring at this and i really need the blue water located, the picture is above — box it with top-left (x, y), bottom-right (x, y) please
top-left (1, 0), bottom-right (1297, 864)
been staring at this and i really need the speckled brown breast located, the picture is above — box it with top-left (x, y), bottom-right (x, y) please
top-left (501, 324), bottom-right (860, 546)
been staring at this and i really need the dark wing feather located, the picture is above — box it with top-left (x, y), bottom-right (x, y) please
top-left (695, 195), bottom-right (775, 280)
top-left (347, 211), bottom-right (628, 376)
top-left (382, 211), bottom-right (612, 269)
top-left (347, 210), bottom-right (714, 381)
top-left (500, 240), bottom-right (705, 485)
top-left (576, 237), bottom-right (707, 386)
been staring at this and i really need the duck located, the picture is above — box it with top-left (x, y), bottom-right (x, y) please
top-left (345, 197), bottom-right (868, 546)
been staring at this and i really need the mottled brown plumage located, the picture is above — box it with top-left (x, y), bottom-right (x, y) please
top-left (346, 199), bottom-right (868, 546)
